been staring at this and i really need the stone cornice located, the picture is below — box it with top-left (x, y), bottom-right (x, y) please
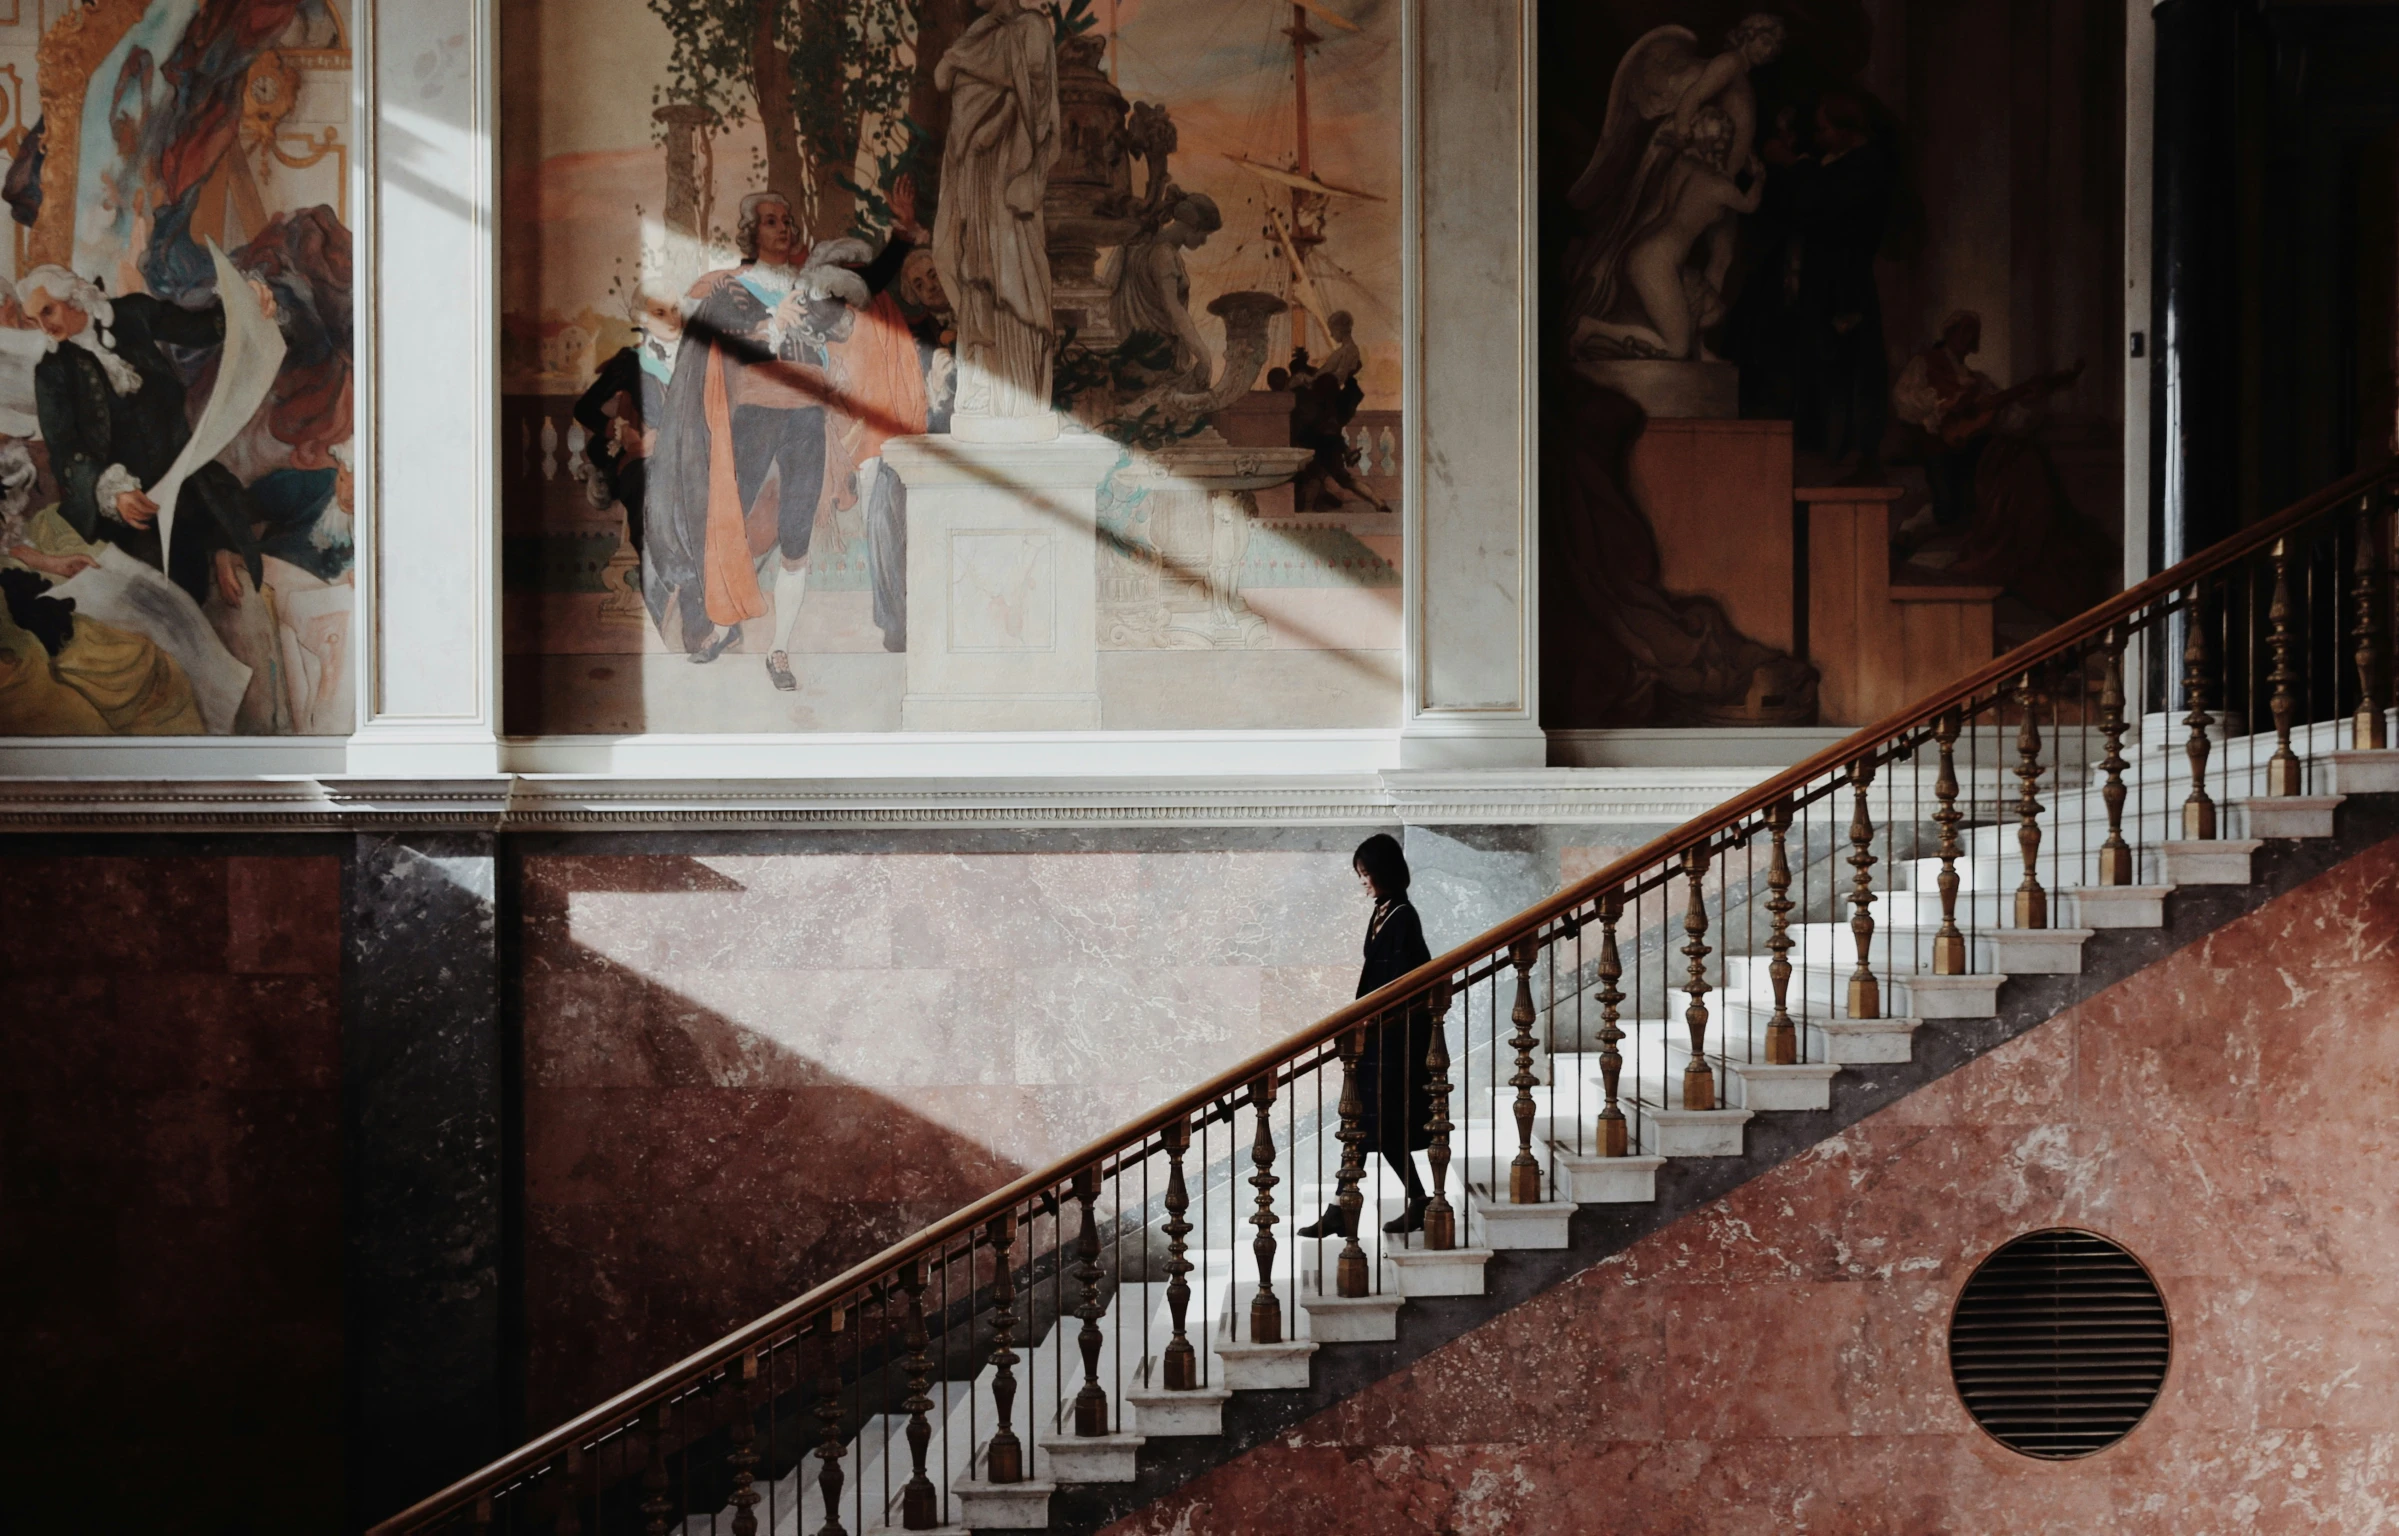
top-left (0, 769), bottom-right (1779, 833)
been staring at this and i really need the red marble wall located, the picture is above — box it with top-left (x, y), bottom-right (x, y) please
top-left (0, 852), bottom-right (345, 1531)
top-left (1105, 838), bottom-right (2399, 1534)
top-left (520, 846), bottom-right (1367, 1430)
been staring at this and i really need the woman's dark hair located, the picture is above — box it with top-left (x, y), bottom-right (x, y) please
top-left (1352, 833), bottom-right (1410, 898)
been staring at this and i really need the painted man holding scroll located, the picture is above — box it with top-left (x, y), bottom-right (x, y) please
top-left (19, 262), bottom-right (278, 611)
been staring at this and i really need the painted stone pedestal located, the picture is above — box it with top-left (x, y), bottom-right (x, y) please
top-left (886, 432), bottom-right (1124, 730)
top-left (1804, 486), bottom-right (1999, 725)
top-left (1633, 418), bottom-right (1795, 654)
top-left (1101, 433), bottom-right (1314, 651)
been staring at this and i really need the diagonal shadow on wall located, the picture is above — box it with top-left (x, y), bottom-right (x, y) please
top-left (518, 855), bottom-right (1046, 1433)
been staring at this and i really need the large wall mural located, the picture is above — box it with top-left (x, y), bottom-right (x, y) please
top-left (0, 0), bottom-right (353, 737)
top-left (502, 0), bottom-right (1404, 735)
top-left (1541, 1), bottom-right (2128, 729)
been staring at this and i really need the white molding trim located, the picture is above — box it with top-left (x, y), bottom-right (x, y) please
top-left (0, 766), bottom-right (1780, 833)
top-left (0, 738), bottom-right (355, 778)
top-left (497, 730), bottom-right (1403, 779)
top-left (350, 0), bottom-right (502, 767)
top-left (0, 726), bottom-right (1864, 784)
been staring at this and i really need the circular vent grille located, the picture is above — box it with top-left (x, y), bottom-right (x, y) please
top-left (1948, 1229), bottom-right (2170, 1458)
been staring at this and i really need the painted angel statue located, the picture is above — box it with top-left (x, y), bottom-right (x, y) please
top-left (1561, 14), bottom-right (1785, 364)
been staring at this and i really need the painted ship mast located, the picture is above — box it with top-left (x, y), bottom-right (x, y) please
top-left (1228, 0), bottom-right (1380, 360)
top-left (1284, 2), bottom-right (1325, 348)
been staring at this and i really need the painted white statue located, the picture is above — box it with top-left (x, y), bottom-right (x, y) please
top-left (1561, 13), bottom-right (1783, 363)
top-left (933, 0), bottom-right (1063, 433)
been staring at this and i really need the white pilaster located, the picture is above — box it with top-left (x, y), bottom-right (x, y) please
top-left (1398, 0), bottom-right (1543, 770)
top-left (348, 0), bottom-right (502, 777)
top-left (2124, 0), bottom-right (2156, 593)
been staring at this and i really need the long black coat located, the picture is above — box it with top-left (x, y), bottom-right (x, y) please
top-left (36, 292), bottom-right (261, 605)
top-left (1353, 898), bottom-right (1437, 1158)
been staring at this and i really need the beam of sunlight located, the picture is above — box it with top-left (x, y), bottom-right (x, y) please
top-left (648, 306), bottom-right (1398, 692)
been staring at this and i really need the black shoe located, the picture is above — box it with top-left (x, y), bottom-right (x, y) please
top-left (1293, 1206), bottom-right (1347, 1240)
top-left (688, 628), bottom-right (737, 664)
top-left (1382, 1198), bottom-right (1429, 1236)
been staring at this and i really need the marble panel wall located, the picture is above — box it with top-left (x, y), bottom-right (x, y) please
top-left (0, 850), bottom-right (346, 1532)
top-left (1102, 835), bottom-right (2399, 1534)
top-left (519, 829), bottom-right (1435, 1429)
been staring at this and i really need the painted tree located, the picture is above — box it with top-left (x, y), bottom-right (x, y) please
top-left (647, 0), bottom-right (930, 242)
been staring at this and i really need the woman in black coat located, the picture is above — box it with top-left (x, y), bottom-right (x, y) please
top-left (1299, 833), bottom-right (1438, 1239)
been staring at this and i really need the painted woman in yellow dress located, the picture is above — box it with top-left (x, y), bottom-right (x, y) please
top-left (1, 500), bottom-right (203, 735)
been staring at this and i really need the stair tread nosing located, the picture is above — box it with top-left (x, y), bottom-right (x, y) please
top-left (1819, 1016), bottom-right (1922, 1064)
top-left (1650, 1106), bottom-right (1752, 1157)
top-left (1125, 1385), bottom-right (1231, 1438)
top-left (1037, 1430), bottom-right (1145, 1485)
top-left (1384, 1245), bottom-right (1492, 1298)
top-left (950, 1477), bottom-right (1056, 1532)
top-left (1466, 1185), bottom-right (1577, 1249)
top-left (1732, 1061), bottom-right (1841, 1112)
top-left (1548, 1147), bottom-right (1665, 1204)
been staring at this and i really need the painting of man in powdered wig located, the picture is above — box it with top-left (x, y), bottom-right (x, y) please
top-left (0, 0), bottom-right (357, 737)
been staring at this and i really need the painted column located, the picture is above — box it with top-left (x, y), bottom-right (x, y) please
top-left (1400, 0), bottom-right (1544, 769)
top-left (350, 0), bottom-right (503, 775)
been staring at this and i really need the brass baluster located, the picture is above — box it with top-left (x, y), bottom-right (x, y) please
top-left (730, 1350), bottom-right (763, 1536)
top-left (1681, 848), bottom-right (1715, 1111)
top-left (1929, 712), bottom-right (1969, 971)
top-left (1846, 762), bottom-right (1880, 1019)
top-left (1161, 1116), bottom-right (1197, 1389)
top-left (1071, 1167), bottom-right (1109, 1434)
top-left (1422, 978), bottom-right (1457, 1250)
top-left (898, 1264), bottom-right (936, 1528)
top-left (1333, 1027), bottom-right (1371, 1297)
top-left (641, 1403), bottom-right (672, 1536)
top-left (2266, 537), bottom-right (2303, 795)
top-left (1595, 894), bottom-right (1629, 1155)
top-left (2183, 584), bottom-right (2218, 839)
top-left (984, 1212), bottom-right (1023, 1483)
top-left (2097, 629), bottom-right (2134, 886)
top-left (1507, 939), bottom-right (1543, 1203)
top-left (474, 1495), bottom-right (494, 1536)
top-left (815, 1312), bottom-right (847, 1536)
top-left (1247, 1075), bottom-right (1282, 1343)
top-left (1764, 800), bottom-right (1799, 1057)
top-left (2014, 670), bottom-right (2048, 929)
top-left (2357, 494), bottom-right (2387, 749)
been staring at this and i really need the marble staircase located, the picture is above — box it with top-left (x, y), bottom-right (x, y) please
top-left (684, 728), bottom-right (2399, 1536)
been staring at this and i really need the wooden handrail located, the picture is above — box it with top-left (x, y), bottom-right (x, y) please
top-left (372, 456), bottom-right (2395, 1533)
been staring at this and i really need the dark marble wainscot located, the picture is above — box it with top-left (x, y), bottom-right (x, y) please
top-left (345, 832), bottom-right (508, 1530)
top-left (0, 840), bottom-right (347, 1532)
